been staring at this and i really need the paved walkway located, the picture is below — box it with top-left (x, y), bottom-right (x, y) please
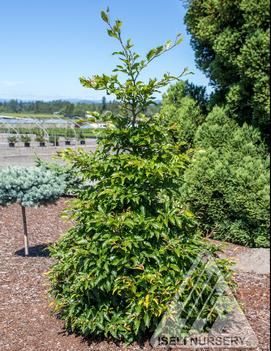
top-left (217, 241), bottom-right (270, 274)
top-left (232, 248), bottom-right (270, 274)
top-left (0, 140), bottom-right (97, 167)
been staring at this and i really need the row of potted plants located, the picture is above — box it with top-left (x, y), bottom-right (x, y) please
top-left (7, 130), bottom-right (86, 147)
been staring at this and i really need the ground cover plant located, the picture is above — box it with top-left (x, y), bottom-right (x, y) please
top-left (48, 9), bottom-right (232, 345)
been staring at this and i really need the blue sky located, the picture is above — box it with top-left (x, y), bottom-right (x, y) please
top-left (0, 0), bottom-right (210, 101)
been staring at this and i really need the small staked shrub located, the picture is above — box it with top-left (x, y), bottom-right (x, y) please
top-left (76, 130), bottom-right (85, 141)
top-left (65, 128), bottom-right (74, 141)
top-left (7, 135), bottom-right (17, 144)
top-left (35, 131), bottom-right (46, 143)
top-left (0, 166), bottom-right (65, 207)
top-left (49, 134), bottom-right (59, 145)
top-left (0, 166), bottom-right (66, 255)
top-left (48, 9), bottom-right (232, 345)
top-left (182, 107), bottom-right (270, 248)
top-left (20, 134), bottom-right (31, 144)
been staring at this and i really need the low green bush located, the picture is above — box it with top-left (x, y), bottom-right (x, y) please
top-left (182, 107), bottom-right (270, 247)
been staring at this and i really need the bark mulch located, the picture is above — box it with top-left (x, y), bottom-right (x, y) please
top-left (0, 199), bottom-right (269, 351)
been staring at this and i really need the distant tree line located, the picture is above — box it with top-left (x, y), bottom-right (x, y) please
top-left (0, 97), bottom-right (161, 117)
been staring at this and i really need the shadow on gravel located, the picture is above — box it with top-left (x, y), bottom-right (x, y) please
top-left (15, 243), bottom-right (52, 257)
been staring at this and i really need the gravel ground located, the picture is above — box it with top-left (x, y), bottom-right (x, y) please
top-left (0, 142), bottom-right (97, 167)
top-left (0, 199), bottom-right (269, 351)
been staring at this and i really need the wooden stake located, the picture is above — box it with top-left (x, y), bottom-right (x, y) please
top-left (21, 205), bottom-right (29, 256)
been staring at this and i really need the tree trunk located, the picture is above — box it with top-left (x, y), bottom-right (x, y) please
top-left (21, 205), bottom-right (29, 256)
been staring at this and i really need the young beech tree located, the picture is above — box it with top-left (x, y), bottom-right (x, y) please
top-left (48, 9), bottom-right (232, 343)
top-left (0, 167), bottom-right (65, 255)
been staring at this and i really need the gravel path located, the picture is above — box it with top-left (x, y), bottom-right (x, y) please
top-left (0, 200), bottom-right (269, 351)
top-left (0, 142), bottom-right (97, 167)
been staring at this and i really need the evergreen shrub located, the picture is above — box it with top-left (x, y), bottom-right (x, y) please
top-left (0, 166), bottom-right (66, 207)
top-left (182, 107), bottom-right (270, 247)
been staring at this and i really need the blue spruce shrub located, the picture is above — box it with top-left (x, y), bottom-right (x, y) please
top-left (0, 166), bottom-right (66, 207)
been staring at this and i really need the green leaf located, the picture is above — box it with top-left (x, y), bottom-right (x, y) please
top-left (115, 19), bottom-right (123, 31)
top-left (101, 10), bottom-right (109, 23)
top-left (164, 40), bottom-right (172, 49)
top-left (146, 48), bottom-right (157, 61)
top-left (144, 312), bottom-right (150, 327)
top-left (176, 34), bottom-right (184, 45)
top-left (107, 29), bottom-right (118, 39)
